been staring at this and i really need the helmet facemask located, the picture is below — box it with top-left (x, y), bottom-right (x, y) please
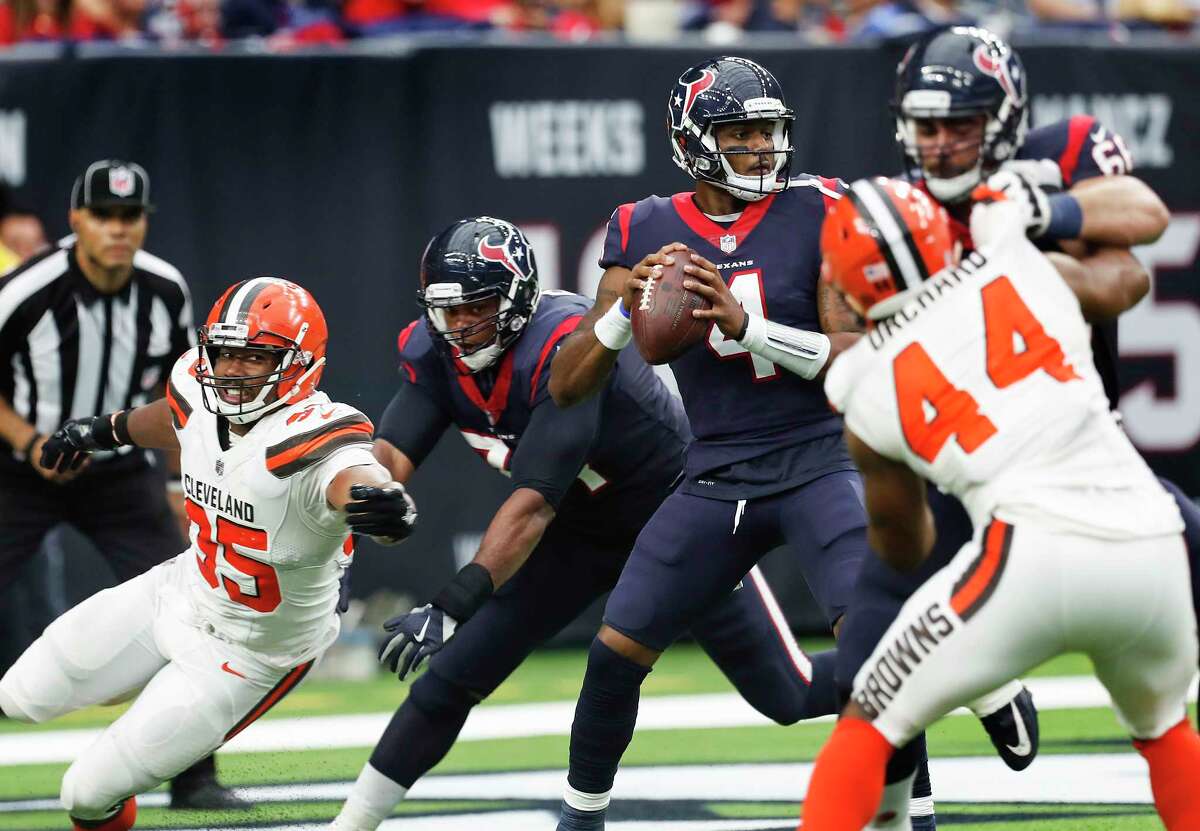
top-left (420, 282), bottom-right (533, 374)
top-left (196, 321), bottom-right (322, 425)
top-left (698, 111), bottom-right (794, 203)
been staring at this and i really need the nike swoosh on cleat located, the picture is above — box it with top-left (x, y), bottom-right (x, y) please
top-left (221, 661), bottom-right (247, 679)
top-left (1005, 700), bottom-right (1032, 756)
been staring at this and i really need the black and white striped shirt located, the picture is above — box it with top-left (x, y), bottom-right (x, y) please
top-left (0, 241), bottom-right (194, 475)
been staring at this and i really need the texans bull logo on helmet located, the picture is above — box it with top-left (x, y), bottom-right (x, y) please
top-left (475, 219), bottom-right (535, 284)
top-left (670, 68), bottom-right (717, 135)
top-left (972, 43), bottom-right (1025, 107)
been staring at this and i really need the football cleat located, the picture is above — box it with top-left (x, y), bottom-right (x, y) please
top-left (979, 685), bottom-right (1039, 771)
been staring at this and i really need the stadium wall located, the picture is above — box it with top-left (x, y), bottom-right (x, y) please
top-left (2, 41), bottom-right (1196, 635)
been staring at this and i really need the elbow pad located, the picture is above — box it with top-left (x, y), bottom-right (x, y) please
top-left (738, 315), bottom-right (830, 380)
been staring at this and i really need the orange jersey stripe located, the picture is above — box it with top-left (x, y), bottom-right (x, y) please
top-left (950, 519), bottom-right (1011, 621)
top-left (166, 377), bottom-right (191, 429)
top-left (223, 660), bottom-right (313, 743)
top-left (265, 416), bottom-right (373, 477)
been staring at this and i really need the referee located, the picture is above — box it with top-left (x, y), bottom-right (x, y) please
top-left (0, 160), bottom-right (245, 811)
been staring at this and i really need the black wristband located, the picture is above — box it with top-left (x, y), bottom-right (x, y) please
top-left (87, 414), bottom-right (121, 450)
top-left (18, 432), bottom-right (39, 464)
top-left (112, 410), bottom-right (135, 447)
top-left (735, 312), bottom-right (751, 342)
top-left (432, 563), bottom-right (494, 623)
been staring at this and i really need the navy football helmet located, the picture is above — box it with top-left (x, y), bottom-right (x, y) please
top-left (418, 217), bottom-right (540, 373)
top-left (667, 56), bottom-right (795, 202)
top-left (893, 26), bottom-right (1029, 203)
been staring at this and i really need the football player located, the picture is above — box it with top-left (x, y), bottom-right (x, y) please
top-left (828, 27), bottom-right (1200, 825)
top-left (547, 56), bottom-right (1029, 831)
top-left (328, 217), bottom-right (838, 831)
top-left (0, 278), bottom-right (416, 831)
top-left (805, 176), bottom-right (1200, 831)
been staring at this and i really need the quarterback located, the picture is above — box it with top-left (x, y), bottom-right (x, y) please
top-left (803, 179), bottom-right (1200, 830)
top-left (0, 278), bottom-right (416, 831)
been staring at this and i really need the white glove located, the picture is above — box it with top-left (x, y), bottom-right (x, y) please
top-left (983, 170), bottom-right (1051, 238)
top-left (999, 158), bottom-right (1064, 191)
top-left (969, 194), bottom-right (1030, 252)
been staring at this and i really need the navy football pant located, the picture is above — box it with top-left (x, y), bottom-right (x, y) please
top-left (604, 470), bottom-right (869, 652)
top-left (368, 504), bottom-right (832, 789)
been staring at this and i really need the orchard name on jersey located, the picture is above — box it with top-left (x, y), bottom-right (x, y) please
top-left (183, 474), bottom-right (256, 523)
top-left (867, 252), bottom-right (989, 351)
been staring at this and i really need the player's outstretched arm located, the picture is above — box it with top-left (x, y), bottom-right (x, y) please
top-left (550, 243), bottom-right (687, 408)
top-left (1046, 247), bottom-right (1150, 323)
top-left (39, 398), bottom-right (179, 473)
top-left (328, 464), bottom-right (418, 544)
top-left (846, 429), bottom-right (934, 573)
top-left (1072, 175), bottom-right (1169, 248)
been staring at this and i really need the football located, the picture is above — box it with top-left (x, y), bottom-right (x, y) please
top-left (631, 249), bottom-right (712, 365)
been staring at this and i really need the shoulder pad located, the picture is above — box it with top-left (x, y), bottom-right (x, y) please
top-left (166, 346), bottom-right (203, 430)
top-left (264, 399), bottom-right (374, 479)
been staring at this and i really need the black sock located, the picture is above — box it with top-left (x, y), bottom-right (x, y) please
top-left (566, 638), bottom-right (652, 796)
top-left (886, 732), bottom-right (927, 786)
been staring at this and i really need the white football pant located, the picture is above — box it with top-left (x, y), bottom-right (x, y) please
top-left (852, 519), bottom-right (1196, 748)
top-left (0, 556), bottom-right (314, 819)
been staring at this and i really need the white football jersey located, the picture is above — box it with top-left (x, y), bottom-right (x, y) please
top-left (826, 203), bottom-right (1182, 539)
top-left (166, 347), bottom-right (378, 667)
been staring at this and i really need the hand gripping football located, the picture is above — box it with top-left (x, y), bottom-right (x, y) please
top-left (631, 248), bottom-right (712, 365)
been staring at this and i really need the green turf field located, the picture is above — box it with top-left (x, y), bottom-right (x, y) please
top-left (0, 639), bottom-right (1188, 830)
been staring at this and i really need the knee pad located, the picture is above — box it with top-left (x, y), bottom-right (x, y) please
top-left (408, 669), bottom-right (481, 722)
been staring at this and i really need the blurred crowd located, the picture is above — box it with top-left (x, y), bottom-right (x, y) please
top-left (0, 187), bottom-right (48, 275)
top-left (0, 0), bottom-right (1194, 47)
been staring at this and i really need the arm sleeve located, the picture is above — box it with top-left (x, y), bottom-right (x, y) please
top-left (508, 391), bottom-right (604, 509)
top-left (376, 378), bottom-right (452, 468)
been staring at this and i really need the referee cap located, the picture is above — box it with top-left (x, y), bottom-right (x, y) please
top-left (70, 160), bottom-right (153, 211)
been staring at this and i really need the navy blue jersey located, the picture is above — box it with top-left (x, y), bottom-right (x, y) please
top-left (600, 176), bottom-right (855, 500)
top-left (397, 292), bottom-right (690, 536)
top-left (916, 116), bottom-right (1130, 411)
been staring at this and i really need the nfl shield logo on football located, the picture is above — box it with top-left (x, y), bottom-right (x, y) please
top-left (720, 234), bottom-right (737, 254)
top-left (215, 459), bottom-right (225, 476)
top-left (108, 167), bottom-right (136, 197)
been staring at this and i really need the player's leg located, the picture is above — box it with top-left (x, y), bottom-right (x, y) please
top-left (1079, 533), bottom-right (1200, 830)
top-left (333, 524), bottom-right (619, 831)
top-left (69, 467), bottom-right (239, 810)
top-left (559, 490), bottom-right (771, 831)
top-left (781, 469), bottom-right (939, 828)
top-left (0, 563), bottom-right (168, 724)
top-left (60, 611), bottom-right (312, 828)
top-left (803, 519), bottom-right (1063, 830)
top-left (0, 479), bottom-right (64, 679)
top-left (690, 564), bottom-right (838, 725)
top-left (1154, 476), bottom-right (1200, 730)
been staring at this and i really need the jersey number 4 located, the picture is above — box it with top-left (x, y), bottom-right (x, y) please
top-left (895, 276), bottom-right (1080, 463)
top-left (706, 270), bottom-right (779, 381)
top-left (186, 499), bottom-right (281, 613)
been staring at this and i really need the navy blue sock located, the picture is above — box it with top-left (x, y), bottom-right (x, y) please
top-left (369, 671), bottom-right (477, 789)
top-left (885, 731), bottom-right (926, 786)
top-left (911, 733), bottom-right (933, 799)
top-left (566, 638), bottom-right (652, 795)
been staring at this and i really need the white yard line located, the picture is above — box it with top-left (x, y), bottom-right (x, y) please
top-left (0, 675), bottom-right (1194, 767)
top-left (0, 753), bottom-right (1161, 816)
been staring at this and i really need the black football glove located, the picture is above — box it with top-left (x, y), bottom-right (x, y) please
top-left (345, 483), bottom-right (417, 544)
top-left (39, 416), bottom-right (118, 472)
top-left (378, 603), bottom-right (458, 680)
